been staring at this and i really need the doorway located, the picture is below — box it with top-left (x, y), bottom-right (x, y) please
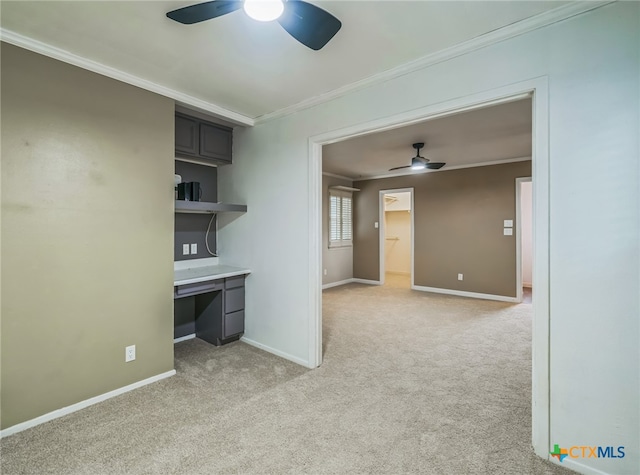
top-left (309, 79), bottom-right (550, 457)
top-left (379, 189), bottom-right (413, 288)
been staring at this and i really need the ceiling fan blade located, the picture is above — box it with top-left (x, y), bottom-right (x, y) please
top-left (277, 0), bottom-right (341, 50)
top-left (389, 165), bottom-right (411, 171)
top-left (167, 1), bottom-right (242, 24)
top-left (426, 162), bottom-right (446, 170)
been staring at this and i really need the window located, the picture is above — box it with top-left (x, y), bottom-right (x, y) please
top-left (329, 189), bottom-right (352, 248)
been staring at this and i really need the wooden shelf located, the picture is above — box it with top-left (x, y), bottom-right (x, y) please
top-left (175, 201), bottom-right (247, 214)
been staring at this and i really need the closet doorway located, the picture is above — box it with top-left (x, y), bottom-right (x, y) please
top-left (379, 189), bottom-right (414, 288)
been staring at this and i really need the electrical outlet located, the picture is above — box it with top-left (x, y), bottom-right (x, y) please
top-left (324, 269), bottom-right (328, 276)
top-left (182, 244), bottom-right (189, 255)
top-left (458, 273), bottom-right (463, 281)
top-left (374, 222), bottom-right (379, 229)
top-left (190, 243), bottom-right (197, 254)
top-left (125, 345), bottom-right (136, 363)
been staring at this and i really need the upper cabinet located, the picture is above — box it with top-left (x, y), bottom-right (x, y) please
top-left (175, 112), bottom-right (232, 165)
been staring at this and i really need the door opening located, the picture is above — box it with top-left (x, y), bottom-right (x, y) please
top-left (380, 190), bottom-right (413, 288)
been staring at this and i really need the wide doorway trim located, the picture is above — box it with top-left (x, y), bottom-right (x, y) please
top-left (308, 77), bottom-right (550, 459)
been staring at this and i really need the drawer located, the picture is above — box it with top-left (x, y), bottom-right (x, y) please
top-left (225, 287), bottom-right (245, 314)
top-left (175, 279), bottom-right (223, 298)
top-left (225, 275), bottom-right (245, 289)
top-left (224, 310), bottom-right (244, 338)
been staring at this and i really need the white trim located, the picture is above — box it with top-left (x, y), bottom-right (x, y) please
top-left (240, 337), bottom-right (311, 368)
top-left (530, 79), bottom-right (550, 460)
top-left (314, 94), bottom-right (532, 149)
top-left (322, 278), bottom-right (355, 290)
top-left (329, 185), bottom-right (360, 192)
top-left (175, 156), bottom-right (219, 168)
top-left (309, 140), bottom-right (323, 369)
top-left (309, 78), bottom-right (550, 459)
top-left (516, 177), bottom-right (533, 303)
top-left (550, 458), bottom-right (611, 475)
top-left (0, 1), bottom-right (609, 127)
top-left (256, 1), bottom-right (611, 124)
top-left (0, 370), bottom-right (176, 438)
top-left (357, 156), bottom-right (532, 182)
top-left (379, 188), bottom-right (414, 286)
top-left (0, 29), bottom-right (254, 127)
top-left (173, 334), bottom-right (196, 343)
top-left (351, 278), bottom-right (382, 286)
top-left (322, 171), bottom-right (353, 181)
top-left (321, 277), bottom-right (383, 289)
top-left (411, 285), bottom-right (519, 303)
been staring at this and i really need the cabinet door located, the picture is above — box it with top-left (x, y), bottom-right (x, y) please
top-left (175, 114), bottom-right (198, 156)
top-left (225, 287), bottom-right (245, 314)
top-left (224, 311), bottom-right (244, 338)
top-left (200, 123), bottom-right (232, 163)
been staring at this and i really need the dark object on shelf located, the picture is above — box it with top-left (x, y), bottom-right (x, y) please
top-left (177, 182), bottom-right (202, 201)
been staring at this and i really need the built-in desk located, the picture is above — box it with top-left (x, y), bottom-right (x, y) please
top-left (174, 259), bottom-right (251, 346)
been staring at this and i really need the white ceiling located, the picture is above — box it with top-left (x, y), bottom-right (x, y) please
top-left (1, 1), bottom-right (566, 121)
top-left (322, 97), bottom-right (532, 179)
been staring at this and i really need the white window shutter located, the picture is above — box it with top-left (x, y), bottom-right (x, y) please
top-left (329, 190), bottom-right (353, 248)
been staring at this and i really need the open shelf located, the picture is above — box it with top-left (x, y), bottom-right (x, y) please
top-left (175, 201), bottom-right (247, 214)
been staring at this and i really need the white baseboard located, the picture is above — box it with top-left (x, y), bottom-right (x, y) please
top-left (0, 369), bottom-right (176, 439)
top-left (322, 278), bottom-right (355, 290)
top-left (174, 333), bottom-right (196, 343)
top-left (240, 337), bottom-right (311, 368)
top-left (322, 278), bottom-right (381, 289)
top-left (411, 285), bottom-right (518, 303)
top-left (523, 282), bottom-right (533, 288)
top-left (352, 278), bottom-right (382, 286)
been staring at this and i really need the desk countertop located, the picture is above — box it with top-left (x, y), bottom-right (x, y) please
top-left (174, 264), bottom-right (251, 286)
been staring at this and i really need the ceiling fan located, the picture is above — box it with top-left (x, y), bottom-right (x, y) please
top-left (389, 142), bottom-right (446, 172)
top-left (166, 0), bottom-right (342, 51)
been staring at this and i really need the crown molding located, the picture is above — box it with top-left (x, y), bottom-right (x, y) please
top-left (352, 156), bottom-right (532, 183)
top-left (0, 29), bottom-right (255, 127)
top-left (254, 0), bottom-right (614, 124)
top-left (321, 171), bottom-right (353, 181)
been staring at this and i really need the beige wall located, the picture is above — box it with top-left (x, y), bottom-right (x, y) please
top-left (0, 44), bottom-right (175, 429)
top-left (322, 175), bottom-right (353, 285)
top-left (354, 161), bottom-right (531, 297)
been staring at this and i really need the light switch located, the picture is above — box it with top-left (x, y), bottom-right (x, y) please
top-left (190, 243), bottom-right (198, 254)
top-left (374, 222), bottom-right (379, 229)
top-left (504, 219), bottom-right (513, 228)
top-left (182, 244), bottom-right (190, 255)
top-left (503, 228), bottom-right (513, 236)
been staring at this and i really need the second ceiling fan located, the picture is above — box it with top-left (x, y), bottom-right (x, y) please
top-left (166, 0), bottom-right (342, 51)
top-left (389, 143), bottom-right (446, 172)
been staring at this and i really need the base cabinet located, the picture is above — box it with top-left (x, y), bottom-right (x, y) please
top-left (175, 275), bottom-right (246, 346)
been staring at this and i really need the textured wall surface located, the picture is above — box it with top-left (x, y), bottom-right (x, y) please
top-left (1, 44), bottom-right (175, 429)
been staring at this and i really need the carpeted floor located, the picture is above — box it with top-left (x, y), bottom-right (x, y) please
top-left (0, 283), bottom-right (571, 474)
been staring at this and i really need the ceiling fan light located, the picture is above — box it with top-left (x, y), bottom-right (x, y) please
top-left (411, 158), bottom-right (426, 170)
top-left (243, 0), bottom-right (284, 22)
